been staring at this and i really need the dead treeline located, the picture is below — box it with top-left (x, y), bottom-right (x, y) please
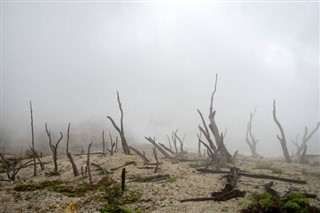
top-left (0, 74), bottom-right (319, 203)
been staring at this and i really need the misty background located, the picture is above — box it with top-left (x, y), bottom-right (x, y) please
top-left (1, 2), bottom-right (319, 156)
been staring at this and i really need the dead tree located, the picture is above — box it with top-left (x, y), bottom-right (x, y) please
top-left (102, 130), bottom-right (106, 156)
top-left (245, 106), bottom-right (259, 158)
top-left (129, 146), bottom-right (150, 164)
top-left (145, 137), bottom-right (171, 158)
top-left (45, 123), bottom-right (63, 173)
top-left (295, 122), bottom-right (320, 156)
top-left (29, 101), bottom-right (37, 176)
top-left (171, 130), bottom-right (179, 154)
top-left (197, 74), bottom-right (233, 169)
top-left (153, 147), bottom-right (160, 173)
top-left (87, 141), bottom-right (93, 184)
top-left (66, 123), bottom-right (79, 176)
top-left (28, 146), bottom-right (44, 171)
top-left (106, 132), bottom-right (117, 155)
top-left (0, 152), bottom-right (33, 181)
top-left (107, 91), bottom-right (130, 155)
top-left (174, 130), bottom-right (185, 153)
top-left (272, 100), bottom-right (292, 163)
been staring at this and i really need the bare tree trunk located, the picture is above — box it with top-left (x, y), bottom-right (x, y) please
top-left (66, 123), bottom-right (79, 176)
top-left (296, 122), bottom-right (320, 156)
top-left (29, 101), bottom-right (37, 176)
top-left (272, 100), bottom-right (292, 163)
top-left (197, 74), bottom-right (234, 168)
top-left (87, 141), bottom-right (93, 184)
top-left (107, 91), bottom-right (130, 155)
top-left (102, 130), bottom-right (105, 156)
top-left (245, 106), bottom-right (259, 158)
top-left (45, 123), bottom-right (63, 173)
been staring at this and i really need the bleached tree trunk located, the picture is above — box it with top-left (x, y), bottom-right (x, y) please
top-left (66, 123), bottom-right (79, 176)
top-left (107, 92), bottom-right (130, 155)
top-left (45, 123), bottom-right (63, 173)
top-left (272, 100), bottom-right (292, 163)
top-left (296, 122), bottom-right (320, 156)
top-left (245, 107), bottom-right (259, 158)
top-left (29, 101), bottom-right (37, 176)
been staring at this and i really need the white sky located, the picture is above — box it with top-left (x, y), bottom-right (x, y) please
top-left (1, 1), bottom-right (319, 156)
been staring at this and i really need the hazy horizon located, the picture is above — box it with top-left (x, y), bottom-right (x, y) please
top-left (1, 1), bottom-right (319, 157)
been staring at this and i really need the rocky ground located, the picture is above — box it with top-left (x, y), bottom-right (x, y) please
top-left (1, 150), bottom-right (319, 213)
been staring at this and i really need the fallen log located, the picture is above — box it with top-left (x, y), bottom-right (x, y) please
top-left (129, 174), bottom-right (170, 183)
top-left (180, 190), bottom-right (246, 202)
top-left (197, 168), bottom-right (307, 184)
top-left (181, 167), bottom-right (245, 202)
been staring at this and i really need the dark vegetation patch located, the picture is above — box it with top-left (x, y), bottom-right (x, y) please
top-left (239, 191), bottom-right (320, 213)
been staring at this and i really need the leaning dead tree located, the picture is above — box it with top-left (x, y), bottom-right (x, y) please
top-left (45, 123), bottom-right (63, 173)
top-left (272, 100), bottom-right (292, 163)
top-left (197, 74), bottom-right (234, 169)
top-left (245, 106), bottom-right (259, 158)
top-left (145, 137), bottom-right (171, 158)
top-left (107, 91), bottom-right (130, 155)
top-left (29, 101), bottom-right (37, 176)
top-left (66, 123), bottom-right (79, 176)
top-left (294, 122), bottom-right (320, 156)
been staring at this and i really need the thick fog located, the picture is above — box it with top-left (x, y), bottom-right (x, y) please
top-left (1, 2), bottom-right (319, 156)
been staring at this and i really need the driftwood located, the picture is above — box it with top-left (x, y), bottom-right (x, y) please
top-left (197, 168), bottom-right (307, 184)
top-left (129, 174), bottom-right (170, 183)
top-left (181, 167), bottom-right (245, 202)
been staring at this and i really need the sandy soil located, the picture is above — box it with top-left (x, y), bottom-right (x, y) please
top-left (1, 151), bottom-right (319, 213)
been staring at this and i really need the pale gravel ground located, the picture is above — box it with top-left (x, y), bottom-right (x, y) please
top-left (1, 152), bottom-right (319, 213)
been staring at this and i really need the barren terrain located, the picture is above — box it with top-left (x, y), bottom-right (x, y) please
top-left (1, 150), bottom-right (319, 213)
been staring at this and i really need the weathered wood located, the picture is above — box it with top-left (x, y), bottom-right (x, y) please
top-left (91, 163), bottom-right (108, 175)
top-left (107, 91), bottom-right (130, 155)
top-left (130, 174), bottom-right (170, 183)
top-left (145, 137), bottom-right (171, 158)
top-left (273, 100), bottom-right (292, 163)
top-left (66, 123), bottom-right (79, 177)
top-left (45, 123), bottom-right (63, 173)
top-left (121, 168), bottom-right (126, 193)
top-left (111, 161), bottom-right (136, 171)
top-left (181, 167), bottom-right (245, 203)
top-left (29, 101), bottom-right (37, 176)
top-left (197, 168), bottom-right (307, 184)
top-left (87, 141), bottom-right (93, 184)
top-left (129, 146), bottom-right (150, 163)
top-left (246, 107), bottom-right (259, 158)
top-left (180, 190), bottom-right (246, 203)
